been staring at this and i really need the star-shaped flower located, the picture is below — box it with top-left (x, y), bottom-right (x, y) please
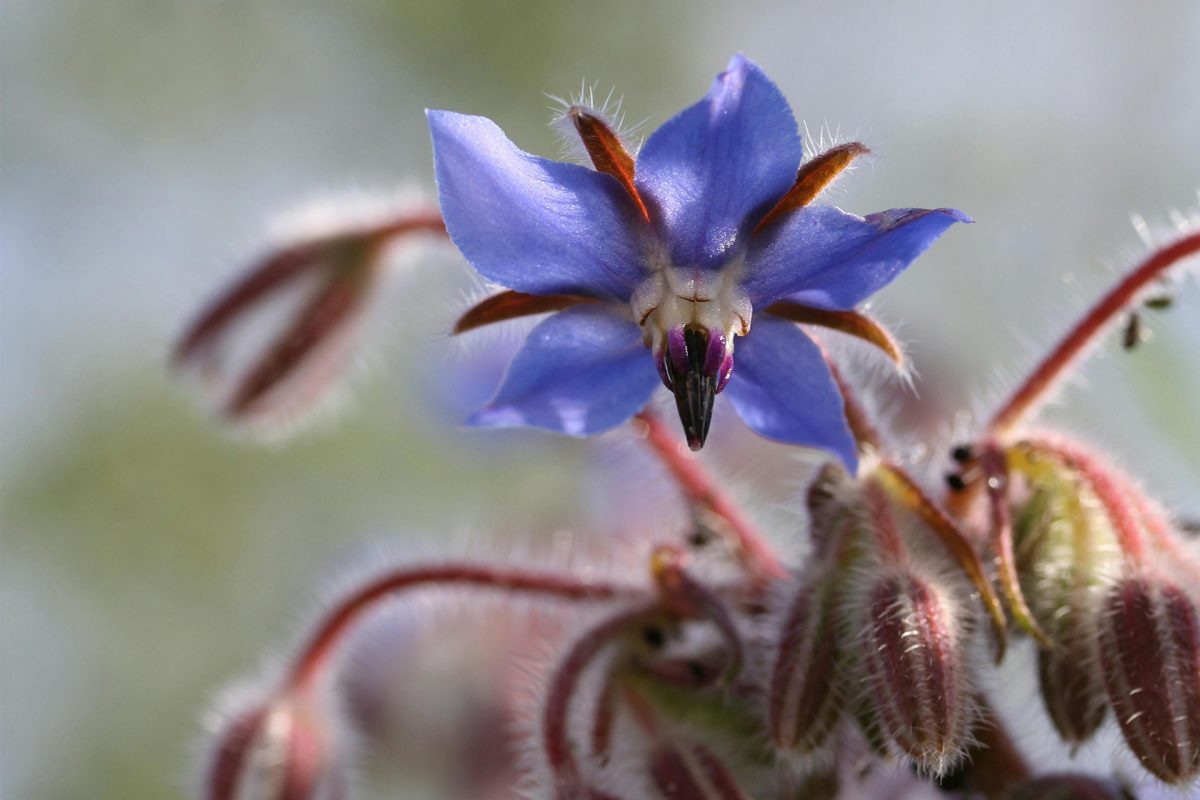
top-left (430, 54), bottom-right (968, 470)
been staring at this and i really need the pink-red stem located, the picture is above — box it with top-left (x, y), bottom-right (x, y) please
top-left (636, 411), bottom-right (785, 580)
top-left (288, 564), bottom-right (642, 692)
top-left (989, 230), bottom-right (1200, 436)
top-left (543, 603), bottom-right (662, 785)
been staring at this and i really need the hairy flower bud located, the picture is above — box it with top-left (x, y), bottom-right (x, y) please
top-left (767, 567), bottom-right (846, 753)
top-left (173, 204), bottom-right (443, 433)
top-left (1010, 472), bottom-right (1120, 745)
top-left (851, 569), bottom-right (975, 776)
top-left (1097, 574), bottom-right (1200, 784)
top-left (201, 690), bottom-right (346, 800)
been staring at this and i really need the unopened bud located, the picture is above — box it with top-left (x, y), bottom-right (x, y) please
top-left (767, 569), bottom-right (845, 753)
top-left (174, 206), bottom-right (442, 433)
top-left (853, 570), bottom-right (975, 776)
top-left (1011, 477), bottom-right (1120, 745)
top-left (1098, 575), bottom-right (1200, 784)
top-left (648, 741), bottom-right (749, 800)
top-left (202, 690), bottom-right (345, 800)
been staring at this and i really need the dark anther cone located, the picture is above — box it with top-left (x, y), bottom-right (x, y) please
top-left (667, 326), bottom-right (718, 451)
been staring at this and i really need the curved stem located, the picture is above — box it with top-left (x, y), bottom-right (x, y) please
top-left (288, 564), bottom-right (643, 691)
top-left (543, 603), bottom-right (663, 784)
top-left (988, 230), bottom-right (1200, 437)
top-left (635, 411), bottom-right (786, 580)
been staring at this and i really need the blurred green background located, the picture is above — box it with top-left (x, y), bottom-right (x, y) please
top-left (3, 2), bottom-right (1199, 798)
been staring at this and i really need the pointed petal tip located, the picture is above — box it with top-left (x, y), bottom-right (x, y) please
top-left (940, 207), bottom-right (973, 224)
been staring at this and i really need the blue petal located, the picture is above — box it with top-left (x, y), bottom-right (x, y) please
top-left (723, 316), bottom-right (857, 471)
top-left (634, 54), bottom-right (802, 270)
top-left (469, 305), bottom-right (659, 436)
top-left (428, 110), bottom-right (647, 300)
top-left (742, 205), bottom-right (970, 307)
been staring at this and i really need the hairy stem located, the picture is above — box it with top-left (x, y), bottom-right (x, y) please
top-left (543, 603), bottom-right (663, 785)
top-left (288, 564), bottom-right (642, 691)
top-left (635, 410), bottom-right (786, 580)
top-left (988, 230), bottom-right (1200, 436)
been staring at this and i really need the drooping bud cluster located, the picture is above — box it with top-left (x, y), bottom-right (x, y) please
top-left (765, 465), bottom-right (984, 778)
top-left (992, 436), bottom-right (1200, 784)
top-left (173, 71), bottom-right (1200, 799)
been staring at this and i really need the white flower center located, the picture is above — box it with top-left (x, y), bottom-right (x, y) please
top-left (631, 262), bottom-right (752, 353)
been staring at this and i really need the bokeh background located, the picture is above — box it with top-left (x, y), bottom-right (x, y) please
top-left (3, 2), bottom-right (1199, 798)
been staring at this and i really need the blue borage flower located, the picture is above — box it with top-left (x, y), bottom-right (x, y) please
top-left (430, 54), bottom-right (968, 470)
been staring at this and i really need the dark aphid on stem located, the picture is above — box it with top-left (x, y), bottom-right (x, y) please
top-left (1121, 311), bottom-right (1142, 351)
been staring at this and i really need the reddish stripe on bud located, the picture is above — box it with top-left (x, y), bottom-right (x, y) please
top-left (569, 107), bottom-right (651, 223)
top-left (754, 142), bottom-right (870, 234)
top-left (174, 246), bottom-right (318, 367)
top-left (767, 573), bottom-right (843, 752)
top-left (648, 742), bottom-right (749, 800)
top-left (763, 302), bottom-right (905, 370)
top-left (543, 604), bottom-right (663, 786)
top-left (453, 290), bottom-right (598, 334)
top-left (1099, 577), bottom-right (1200, 783)
top-left (858, 572), bottom-right (973, 775)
